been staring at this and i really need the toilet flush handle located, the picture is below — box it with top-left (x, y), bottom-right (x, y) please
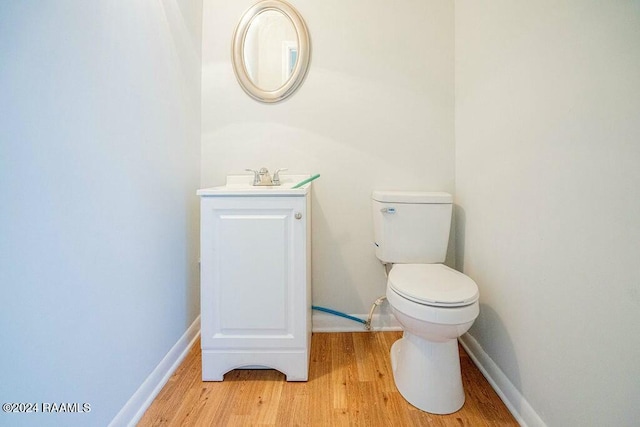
top-left (380, 207), bottom-right (396, 214)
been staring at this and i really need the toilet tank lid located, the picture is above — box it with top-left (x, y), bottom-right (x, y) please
top-left (372, 191), bottom-right (452, 204)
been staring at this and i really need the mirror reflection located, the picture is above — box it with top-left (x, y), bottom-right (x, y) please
top-left (243, 10), bottom-right (298, 92)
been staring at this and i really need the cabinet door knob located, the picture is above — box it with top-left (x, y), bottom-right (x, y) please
top-left (295, 212), bottom-right (303, 220)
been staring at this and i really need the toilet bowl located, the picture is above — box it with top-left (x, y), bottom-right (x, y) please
top-left (386, 263), bottom-right (479, 414)
top-left (371, 190), bottom-right (479, 414)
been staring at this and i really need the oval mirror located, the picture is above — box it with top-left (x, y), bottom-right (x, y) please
top-left (232, 0), bottom-right (310, 103)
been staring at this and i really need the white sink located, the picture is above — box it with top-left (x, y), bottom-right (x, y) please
top-left (197, 174), bottom-right (312, 196)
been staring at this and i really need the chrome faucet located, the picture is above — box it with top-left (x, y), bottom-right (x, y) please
top-left (245, 167), bottom-right (287, 186)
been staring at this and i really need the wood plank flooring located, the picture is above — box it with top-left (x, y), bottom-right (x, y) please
top-left (138, 332), bottom-right (517, 426)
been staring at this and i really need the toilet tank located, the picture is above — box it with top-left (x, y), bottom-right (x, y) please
top-left (372, 191), bottom-right (453, 264)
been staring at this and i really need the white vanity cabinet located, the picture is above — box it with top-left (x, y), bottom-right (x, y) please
top-left (197, 177), bottom-right (312, 381)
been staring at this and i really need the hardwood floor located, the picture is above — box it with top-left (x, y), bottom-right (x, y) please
top-left (138, 332), bottom-right (517, 426)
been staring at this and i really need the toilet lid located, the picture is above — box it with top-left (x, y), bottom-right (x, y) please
top-left (388, 264), bottom-right (479, 307)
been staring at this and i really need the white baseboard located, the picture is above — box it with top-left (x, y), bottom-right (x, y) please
top-left (459, 333), bottom-right (546, 427)
top-left (312, 311), bottom-right (401, 332)
top-left (109, 315), bottom-right (201, 427)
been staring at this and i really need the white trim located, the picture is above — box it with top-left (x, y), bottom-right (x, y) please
top-left (108, 315), bottom-right (201, 427)
top-left (312, 312), bottom-right (401, 333)
top-left (459, 333), bottom-right (547, 427)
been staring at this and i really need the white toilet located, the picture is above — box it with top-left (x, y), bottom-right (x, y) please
top-left (372, 190), bottom-right (479, 414)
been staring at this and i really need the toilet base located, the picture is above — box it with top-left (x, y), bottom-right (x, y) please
top-left (390, 331), bottom-right (465, 414)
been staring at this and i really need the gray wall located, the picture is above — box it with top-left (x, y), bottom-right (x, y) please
top-left (0, 1), bottom-right (202, 426)
top-left (455, 1), bottom-right (640, 425)
top-left (201, 0), bottom-right (455, 316)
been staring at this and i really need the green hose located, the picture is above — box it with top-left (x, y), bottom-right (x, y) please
top-left (291, 173), bottom-right (320, 189)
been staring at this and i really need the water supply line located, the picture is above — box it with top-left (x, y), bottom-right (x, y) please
top-left (313, 264), bottom-right (391, 331)
top-left (364, 296), bottom-right (387, 330)
top-left (363, 262), bottom-right (391, 330)
top-left (312, 305), bottom-right (367, 327)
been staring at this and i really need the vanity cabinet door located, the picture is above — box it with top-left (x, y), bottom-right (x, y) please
top-left (200, 196), bottom-right (308, 352)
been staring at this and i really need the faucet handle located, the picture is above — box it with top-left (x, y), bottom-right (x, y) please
top-left (245, 168), bottom-right (260, 185)
top-left (273, 168), bottom-right (288, 185)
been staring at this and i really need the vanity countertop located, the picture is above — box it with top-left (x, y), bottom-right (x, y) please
top-left (197, 174), bottom-right (311, 197)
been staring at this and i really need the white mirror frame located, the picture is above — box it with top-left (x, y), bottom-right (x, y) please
top-left (232, 0), bottom-right (311, 103)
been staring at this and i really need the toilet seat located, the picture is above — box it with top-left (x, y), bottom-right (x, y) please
top-left (388, 264), bottom-right (479, 307)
